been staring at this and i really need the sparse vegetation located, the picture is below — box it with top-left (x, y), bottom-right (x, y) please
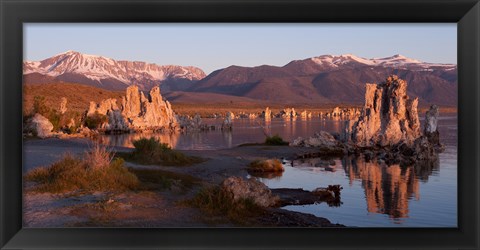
top-left (84, 112), bottom-right (108, 129)
top-left (33, 96), bottom-right (50, 116)
top-left (248, 159), bottom-right (284, 173)
top-left (24, 146), bottom-right (139, 193)
top-left (129, 168), bottom-right (201, 191)
top-left (48, 111), bottom-right (62, 131)
top-left (187, 185), bottom-right (263, 224)
top-left (59, 111), bottom-right (82, 134)
top-left (25, 95), bottom-right (83, 133)
top-left (264, 134), bottom-right (289, 146)
top-left (122, 137), bottom-right (204, 166)
top-left (84, 143), bottom-right (115, 170)
top-left (24, 83), bottom-right (124, 116)
top-left (31, 95), bottom-right (62, 130)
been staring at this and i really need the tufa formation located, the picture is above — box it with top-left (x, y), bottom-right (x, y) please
top-left (292, 75), bottom-right (444, 166)
top-left (342, 75), bottom-right (421, 146)
top-left (87, 85), bottom-right (178, 133)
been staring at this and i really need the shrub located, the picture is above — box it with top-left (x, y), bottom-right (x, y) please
top-left (127, 137), bottom-right (203, 166)
top-left (84, 112), bottom-right (108, 129)
top-left (248, 159), bottom-right (284, 173)
top-left (64, 125), bottom-right (78, 135)
top-left (48, 111), bottom-right (62, 131)
top-left (264, 134), bottom-right (288, 145)
top-left (128, 168), bottom-right (201, 191)
top-left (84, 143), bottom-right (115, 170)
top-left (187, 185), bottom-right (263, 224)
top-left (33, 96), bottom-right (50, 116)
top-left (58, 111), bottom-right (81, 134)
top-left (25, 150), bottom-right (139, 193)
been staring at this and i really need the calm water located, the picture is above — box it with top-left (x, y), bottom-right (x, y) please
top-left (97, 117), bottom-right (348, 150)
top-left (98, 115), bottom-right (458, 227)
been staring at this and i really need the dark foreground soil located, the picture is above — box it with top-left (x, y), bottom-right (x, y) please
top-left (23, 138), bottom-right (344, 227)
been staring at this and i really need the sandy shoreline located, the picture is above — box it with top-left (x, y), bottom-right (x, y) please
top-left (23, 137), bottom-right (344, 227)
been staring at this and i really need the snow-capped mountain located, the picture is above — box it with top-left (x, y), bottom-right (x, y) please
top-left (192, 53), bottom-right (457, 106)
top-left (23, 51), bottom-right (206, 91)
top-left (24, 52), bottom-right (457, 106)
top-left (305, 54), bottom-right (456, 71)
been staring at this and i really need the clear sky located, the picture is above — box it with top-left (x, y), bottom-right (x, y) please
top-left (24, 23), bottom-right (456, 74)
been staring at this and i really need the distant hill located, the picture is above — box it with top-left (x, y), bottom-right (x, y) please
top-left (190, 54), bottom-right (457, 107)
top-left (163, 91), bottom-right (267, 105)
top-left (23, 83), bottom-right (124, 115)
top-left (24, 52), bottom-right (457, 107)
top-left (23, 82), bottom-right (266, 117)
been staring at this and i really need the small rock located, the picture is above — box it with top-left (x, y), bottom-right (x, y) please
top-left (221, 177), bottom-right (279, 207)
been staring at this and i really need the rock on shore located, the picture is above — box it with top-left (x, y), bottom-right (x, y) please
top-left (220, 177), bottom-right (343, 208)
top-left (221, 177), bottom-right (279, 207)
top-left (290, 131), bottom-right (344, 154)
top-left (25, 113), bottom-right (54, 138)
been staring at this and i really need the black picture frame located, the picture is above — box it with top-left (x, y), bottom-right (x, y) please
top-left (1, 0), bottom-right (479, 249)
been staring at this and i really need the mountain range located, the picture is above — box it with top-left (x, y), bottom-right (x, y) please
top-left (23, 51), bottom-right (457, 106)
top-left (23, 50), bottom-right (206, 91)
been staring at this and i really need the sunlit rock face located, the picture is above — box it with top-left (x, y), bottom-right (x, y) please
top-left (59, 97), bottom-right (68, 115)
top-left (129, 86), bottom-right (178, 129)
top-left (263, 107), bottom-right (272, 120)
top-left (86, 85), bottom-right (178, 132)
top-left (87, 98), bottom-right (119, 117)
top-left (26, 113), bottom-right (54, 138)
top-left (122, 85), bottom-right (142, 119)
top-left (325, 107), bottom-right (359, 119)
top-left (300, 110), bottom-right (312, 119)
top-left (343, 75), bottom-right (421, 146)
top-left (279, 108), bottom-right (297, 119)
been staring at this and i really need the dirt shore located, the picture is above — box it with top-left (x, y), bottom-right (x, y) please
top-left (23, 138), bottom-right (344, 227)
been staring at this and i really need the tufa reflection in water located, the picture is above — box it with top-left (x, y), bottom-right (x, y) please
top-left (96, 131), bottom-right (180, 148)
top-left (342, 155), bottom-right (439, 220)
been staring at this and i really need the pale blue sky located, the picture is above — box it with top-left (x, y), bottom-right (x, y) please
top-left (24, 23), bottom-right (456, 74)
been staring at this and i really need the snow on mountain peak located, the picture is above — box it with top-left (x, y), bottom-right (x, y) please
top-left (310, 54), bottom-right (375, 67)
top-left (309, 53), bottom-right (455, 70)
top-left (24, 51), bottom-right (207, 84)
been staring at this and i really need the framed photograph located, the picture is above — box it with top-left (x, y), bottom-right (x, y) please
top-left (1, 0), bottom-right (479, 249)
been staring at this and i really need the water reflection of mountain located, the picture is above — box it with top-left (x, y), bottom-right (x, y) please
top-left (342, 156), bottom-right (439, 220)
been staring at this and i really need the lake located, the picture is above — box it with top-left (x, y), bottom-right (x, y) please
top-left (98, 115), bottom-right (458, 227)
